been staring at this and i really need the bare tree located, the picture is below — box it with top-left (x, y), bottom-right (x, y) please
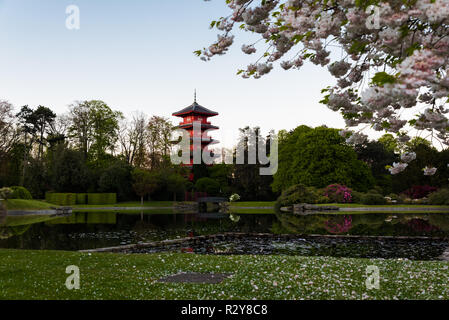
top-left (0, 101), bottom-right (19, 157)
top-left (118, 112), bottom-right (148, 167)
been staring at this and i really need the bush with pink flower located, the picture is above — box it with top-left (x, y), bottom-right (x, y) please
top-left (322, 184), bottom-right (353, 203)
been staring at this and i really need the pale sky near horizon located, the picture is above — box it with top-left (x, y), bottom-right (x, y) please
top-left (0, 0), bottom-right (350, 148)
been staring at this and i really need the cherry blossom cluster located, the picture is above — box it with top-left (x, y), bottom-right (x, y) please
top-left (199, 0), bottom-right (449, 165)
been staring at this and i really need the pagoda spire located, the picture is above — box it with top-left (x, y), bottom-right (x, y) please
top-left (194, 89), bottom-right (197, 103)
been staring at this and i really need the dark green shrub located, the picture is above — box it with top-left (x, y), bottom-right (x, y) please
top-left (351, 191), bottom-right (364, 204)
top-left (316, 195), bottom-right (331, 204)
top-left (10, 186), bottom-right (33, 200)
top-left (274, 184), bottom-right (319, 213)
top-left (428, 189), bottom-right (449, 205)
top-left (370, 186), bottom-right (384, 195)
top-left (360, 193), bottom-right (387, 205)
top-left (87, 193), bottom-right (117, 205)
top-left (76, 193), bottom-right (87, 205)
top-left (194, 178), bottom-right (220, 195)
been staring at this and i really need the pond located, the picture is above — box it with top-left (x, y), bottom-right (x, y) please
top-left (1, 211), bottom-right (449, 260)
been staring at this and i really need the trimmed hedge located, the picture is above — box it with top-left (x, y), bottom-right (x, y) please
top-left (45, 193), bottom-right (76, 206)
top-left (45, 192), bottom-right (117, 206)
top-left (76, 193), bottom-right (87, 205)
top-left (87, 193), bottom-right (117, 205)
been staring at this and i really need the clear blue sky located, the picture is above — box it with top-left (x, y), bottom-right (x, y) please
top-left (0, 0), bottom-right (346, 146)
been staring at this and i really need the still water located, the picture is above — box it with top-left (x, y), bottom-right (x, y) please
top-left (1, 211), bottom-right (449, 260)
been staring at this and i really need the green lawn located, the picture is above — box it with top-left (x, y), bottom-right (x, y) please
top-left (4, 199), bottom-right (56, 210)
top-left (0, 249), bottom-right (448, 300)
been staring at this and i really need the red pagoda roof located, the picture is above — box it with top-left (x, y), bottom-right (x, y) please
top-left (172, 101), bottom-right (218, 117)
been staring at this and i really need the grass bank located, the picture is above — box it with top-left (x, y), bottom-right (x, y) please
top-left (1, 249), bottom-right (448, 300)
top-left (4, 199), bottom-right (56, 210)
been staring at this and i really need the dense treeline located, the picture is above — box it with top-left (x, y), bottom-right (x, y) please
top-left (0, 100), bottom-right (275, 201)
top-left (1, 99), bottom-right (448, 202)
top-left (0, 100), bottom-right (181, 200)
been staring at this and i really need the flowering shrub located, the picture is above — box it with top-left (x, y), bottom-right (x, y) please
top-left (402, 185), bottom-right (438, 199)
top-left (323, 184), bottom-right (352, 203)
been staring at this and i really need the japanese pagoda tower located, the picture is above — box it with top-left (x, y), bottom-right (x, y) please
top-left (172, 92), bottom-right (219, 171)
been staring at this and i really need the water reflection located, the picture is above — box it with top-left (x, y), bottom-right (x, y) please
top-left (273, 212), bottom-right (449, 237)
top-left (1, 211), bottom-right (449, 251)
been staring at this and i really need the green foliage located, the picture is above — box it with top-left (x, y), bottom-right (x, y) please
top-left (45, 193), bottom-right (76, 206)
top-left (98, 161), bottom-right (133, 201)
top-left (351, 191), bottom-right (364, 203)
top-left (316, 195), bottom-right (331, 204)
top-left (371, 72), bottom-right (397, 86)
top-left (208, 164), bottom-right (233, 196)
top-left (87, 193), bottom-right (117, 205)
top-left (48, 147), bottom-right (92, 193)
top-left (355, 140), bottom-right (397, 194)
top-left (131, 168), bottom-right (159, 201)
top-left (274, 184), bottom-right (319, 213)
top-left (428, 189), bottom-right (449, 205)
top-left (194, 177), bottom-right (221, 195)
top-left (360, 193), bottom-right (387, 205)
top-left (9, 186), bottom-right (33, 200)
top-left (0, 187), bottom-right (13, 200)
top-left (272, 125), bottom-right (374, 193)
top-left (377, 134), bottom-right (399, 153)
top-left (76, 193), bottom-right (87, 205)
top-left (68, 100), bottom-right (123, 161)
top-left (45, 192), bottom-right (115, 206)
